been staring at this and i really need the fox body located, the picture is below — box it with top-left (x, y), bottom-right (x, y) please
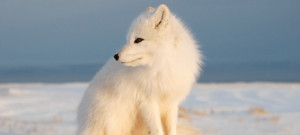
top-left (77, 4), bottom-right (202, 135)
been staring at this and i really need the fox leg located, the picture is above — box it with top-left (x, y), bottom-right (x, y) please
top-left (140, 101), bottom-right (164, 135)
top-left (161, 105), bottom-right (178, 135)
top-left (163, 105), bottom-right (178, 135)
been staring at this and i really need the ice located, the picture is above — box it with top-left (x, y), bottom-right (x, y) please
top-left (0, 82), bottom-right (299, 135)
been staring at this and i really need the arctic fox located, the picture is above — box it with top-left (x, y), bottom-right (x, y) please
top-left (77, 4), bottom-right (202, 135)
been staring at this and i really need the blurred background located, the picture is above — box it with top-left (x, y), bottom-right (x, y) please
top-left (1, 0), bottom-right (299, 83)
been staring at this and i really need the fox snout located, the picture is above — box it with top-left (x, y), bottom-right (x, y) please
top-left (114, 54), bottom-right (119, 61)
top-left (113, 45), bottom-right (150, 67)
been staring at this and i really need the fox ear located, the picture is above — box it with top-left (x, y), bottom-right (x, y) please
top-left (151, 4), bottom-right (170, 30)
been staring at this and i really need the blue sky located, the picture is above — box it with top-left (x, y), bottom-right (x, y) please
top-left (1, 0), bottom-right (299, 68)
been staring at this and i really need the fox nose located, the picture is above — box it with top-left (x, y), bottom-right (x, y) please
top-left (114, 54), bottom-right (119, 61)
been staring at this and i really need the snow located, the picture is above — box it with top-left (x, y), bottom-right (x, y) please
top-left (0, 82), bottom-right (299, 135)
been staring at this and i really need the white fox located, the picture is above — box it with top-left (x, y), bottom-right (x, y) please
top-left (77, 4), bottom-right (203, 135)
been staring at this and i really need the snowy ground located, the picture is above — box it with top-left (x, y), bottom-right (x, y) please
top-left (0, 82), bottom-right (299, 135)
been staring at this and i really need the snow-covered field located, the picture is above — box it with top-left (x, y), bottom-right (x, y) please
top-left (0, 82), bottom-right (299, 135)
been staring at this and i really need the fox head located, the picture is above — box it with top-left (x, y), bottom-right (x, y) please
top-left (114, 4), bottom-right (173, 67)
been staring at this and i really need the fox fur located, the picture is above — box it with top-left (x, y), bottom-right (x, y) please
top-left (77, 4), bottom-right (203, 135)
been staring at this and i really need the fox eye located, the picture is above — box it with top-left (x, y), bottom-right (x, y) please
top-left (134, 38), bottom-right (144, 43)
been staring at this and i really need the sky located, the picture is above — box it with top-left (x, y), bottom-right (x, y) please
top-left (0, 0), bottom-right (299, 82)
